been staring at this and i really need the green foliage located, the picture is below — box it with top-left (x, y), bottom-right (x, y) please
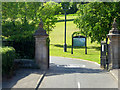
top-left (49, 15), bottom-right (100, 63)
top-left (37, 2), bottom-right (62, 34)
top-left (2, 2), bottom-right (61, 58)
top-left (0, 47), bottom-right (16, 75)
top-left (72, 31), bottom-right (81, 37)
top-left (2, 21), bottom-right (35, 42)
top-left (2, 2), bottom-right (61, 41)
top-left (2, 2), bottom-right (41, 23)
top-left (68, 2), bottom-right (78, 14)
top-left (61, 2), bottom-right (78, 14)
top-left (74, 2), bottom-right (120, 43)
top-left (2, 2), bottom-right (42, 41)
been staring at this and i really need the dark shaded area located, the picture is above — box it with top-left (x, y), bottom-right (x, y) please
top-left (53, 44), bottom-right (72, 48)
top-left (45, 63), bottom-right (106, 77)
top-left (52, 44), bottom-right (100, 51)
top-left (14, 59), bottom-right (39, 69)
top-left (57, 19), bottom-right (74, 22)
top-left (61, 2), bottom-right (78, 14)
top-left (53, 44), bottom-right (85, 49)
top-left (90, 46), bottom-right (101, 51)
top-left (2, 37), bottom-right (50, 59)
top-left (2, 40), bottom-right (35, 59)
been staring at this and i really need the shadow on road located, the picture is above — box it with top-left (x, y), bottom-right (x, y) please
top-left (45, 63), bottom-right (106, 77)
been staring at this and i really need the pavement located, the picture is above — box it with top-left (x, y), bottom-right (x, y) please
top-left (2, 56), bottom-right (119, 89)
top-left (110, 69), bottom-right (119, 81)
top-left (110, 69), bottom-right (120, 90)
top-left (2, 69), bottom-right (46, 89)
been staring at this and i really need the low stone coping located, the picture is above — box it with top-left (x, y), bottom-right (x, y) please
top-left (14, 59), bottom-right (39, 69)
top-left (110, 69), bottom-right (119, 81)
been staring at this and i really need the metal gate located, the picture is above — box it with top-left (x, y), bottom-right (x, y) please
top-left (100, 38), bottom-right (111, 70)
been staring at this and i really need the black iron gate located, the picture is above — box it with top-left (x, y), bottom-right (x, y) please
top-left (100, 38), bottom-right (111, 70)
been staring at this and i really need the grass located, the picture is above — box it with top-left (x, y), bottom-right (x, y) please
top-left (49, 14), bottom-right (101, 64)
top-left (58, 14), bottom-right (77, 20)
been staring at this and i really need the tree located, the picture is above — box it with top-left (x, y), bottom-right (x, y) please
top-left (61, 2), bottom-right (78, 14)
top-left (2, 2), bottom-right (61, 41)
top-left (37, 2), bottom-right (62, 35)
top-left (2, 2), bottom-right (62, 59)
top-left (74, 2), bottom-right (120, 43)
top-left (2, 2), bottom-right (42, 41)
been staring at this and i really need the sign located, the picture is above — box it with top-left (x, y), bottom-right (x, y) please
top-left (71, 35), bottom-right (87, 54)
top-left (73, 38), bottom-right (85, 46)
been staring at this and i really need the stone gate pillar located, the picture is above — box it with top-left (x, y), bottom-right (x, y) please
top-left (34, 19), bottom-right (49, 70)
top-left (107, 18), bottom-right (120, 69)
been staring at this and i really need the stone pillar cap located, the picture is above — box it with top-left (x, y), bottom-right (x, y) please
top-left (34, 19), bottom-right (48, 36)
top-left (108, 18), bottom-right (120, 35)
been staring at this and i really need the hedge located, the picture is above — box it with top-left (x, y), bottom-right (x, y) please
top-left (2, 40), bottom-right (35, 59)
top-left (0, 47), bottom-right (16, 76)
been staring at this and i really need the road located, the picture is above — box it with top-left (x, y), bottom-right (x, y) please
top-left (39, 56), bottom-right (118, 88)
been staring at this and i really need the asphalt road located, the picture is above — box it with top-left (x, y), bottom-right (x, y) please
top-left (39, 56), bottom-right (118, 88)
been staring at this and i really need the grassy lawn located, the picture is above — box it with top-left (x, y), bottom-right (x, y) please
top-left (50, 14), bottom-right (101, 64)
top-left (57, 14), bottom-right (77, 20)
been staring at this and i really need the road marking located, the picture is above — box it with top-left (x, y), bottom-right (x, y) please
top-left (78, 82), bottom-right (81, 90)
top-left (82, 65), bottom-right (86, 67)
top-left (64, 64), bottom-right (86, 68)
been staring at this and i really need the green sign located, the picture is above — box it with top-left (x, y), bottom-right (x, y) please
top-left (73, 38), bottom-right (85, 46)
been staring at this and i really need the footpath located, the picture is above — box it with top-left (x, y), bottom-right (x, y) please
top-left (2, 68), bottom-right (46, 89)
top-left (110, 69), bottom-right (119, 81)
top-left (110, 69), bottom-right (120, 90)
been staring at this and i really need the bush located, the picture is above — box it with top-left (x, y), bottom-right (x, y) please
top-left (13, 40), bottom-right (35, 59)
top-left (2, 39), bottom-right (35, 59)
top-left (0, 47), bottom-right (16, 76)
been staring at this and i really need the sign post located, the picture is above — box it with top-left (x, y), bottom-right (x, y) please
top-left (71, 33), bottom-right (87, 54)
